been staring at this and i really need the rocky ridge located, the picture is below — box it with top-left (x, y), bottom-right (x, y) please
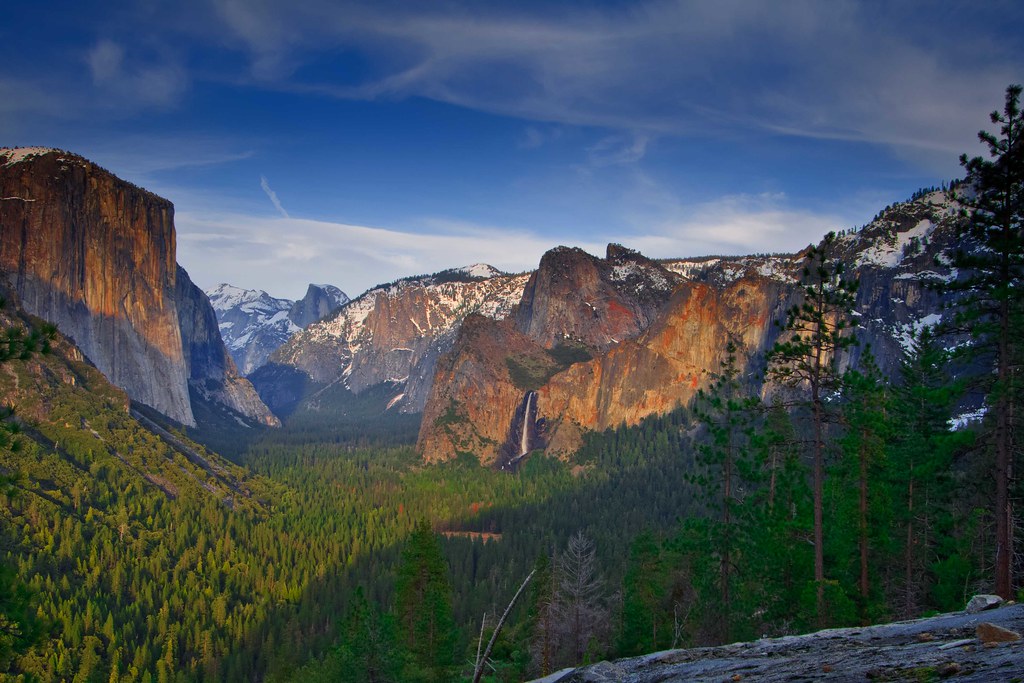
top-left (417, 191), bottom-right (966, 463)
top-left (207, 282), bottom-right (349, 375)
top-left (251, 264), bottom-right (528, 416)
top-left (0, 147), bottom-right (276, 427)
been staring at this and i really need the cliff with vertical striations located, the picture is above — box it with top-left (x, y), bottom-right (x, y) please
top-left (175, 267), bottom-right (279, 426)
top-left (418, 247), bottom-right (795, 463)
top-left (417, 190), bottom-right (967, 464)
top-left (251, 265), bottom-right (529, 417)
top-left (0, 147), bottom-right (276, 427)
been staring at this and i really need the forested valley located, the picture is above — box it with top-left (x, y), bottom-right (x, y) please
top-left (1, 87), bottom-right (1022, 682)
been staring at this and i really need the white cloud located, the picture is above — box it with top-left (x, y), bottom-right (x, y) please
top-left (520, 126), bottom-right (555, 150)
top-left (174, 210), bottom-right (600, 299)
top-left (87, 41), bottom-right (124, 82)
top-left (85, 39), bottom-right (187, 108)
top-left (586, 133), bottom-right (650, 167)
top-left (259, 175), bottom-right (290, 218)
top-left (172, 188), bottom-right (846, 300)
top-left (622, 191), bottom-right (848, 260)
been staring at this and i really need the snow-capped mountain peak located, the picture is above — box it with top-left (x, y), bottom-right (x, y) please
top-left (456, 263), bottom-right (504, 280)
top-left (205, 282), bottom-right (348, 375)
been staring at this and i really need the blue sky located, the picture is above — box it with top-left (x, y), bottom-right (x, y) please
top-left (3, 1), bottom-right (1022, 299)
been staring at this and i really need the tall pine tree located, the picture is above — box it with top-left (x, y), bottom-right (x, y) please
top-left (691, 339), bottom-right (760, 640)
top-left (890, 327), bottom-right (968, 616)
top-left (767, 232), bottom-right (858, 623)
top-left (834, 350), bottom-right (891, 623)
top-left (395, 521), bottom-right (457, 683)
top-left (950, 84), bottom-right (1024, 599)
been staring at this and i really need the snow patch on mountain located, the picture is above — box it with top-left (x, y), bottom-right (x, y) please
top-left (950, 406), bottom-right (986, 431)
top-left (663, 259), bottom-right (720, 279)
top-left (857, 219), bottom-right (936, 268)
top-left (0, 147), bottom-right (63, 166)
top-left (206, 282), bottom-right (347, 375)
top-left (609, 263), bottom-right (675, 292)
top-left (897, 312), bottom-right (943, 352)
top-left (663, 256), bottom-right (798, 283)
top-left (458, 263), bottom-right (504, 279)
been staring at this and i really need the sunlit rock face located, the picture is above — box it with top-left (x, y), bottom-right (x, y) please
top-left (253, 265), bottom-right (529, 416)
top-left (0, 147), bottom-right (276, 427)
top-left (418, 251), bottom-right (794, 463)
top-left (418, 190), bottom-right (967, 464)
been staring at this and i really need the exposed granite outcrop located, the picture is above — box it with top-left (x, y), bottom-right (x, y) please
top-left (417, 190), bottom-right (966, 464)
top-left (0, 147), bottom-right (276, 427)
top-left (532, 603), bottom-right (1024, 682)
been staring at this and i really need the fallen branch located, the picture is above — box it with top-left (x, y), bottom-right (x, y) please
top-left (473, 569), bottom-right (536, 683)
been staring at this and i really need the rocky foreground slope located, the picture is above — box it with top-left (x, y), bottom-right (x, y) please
top-left (535, 601), bottom-right (1024, 682)
top-left (0, 147), bottom-right (277, 427)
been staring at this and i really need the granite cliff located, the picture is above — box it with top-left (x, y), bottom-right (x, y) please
top-left (417, 190), bottom-right (966, 464)
top-left (250, 265), bottom-right (528, 417)
top-left (207, 282), bottom-right (349, 375)
top-left (0, 147), bottom-right (276, 427)
top-left (175, 267), bottom-right (279, 426)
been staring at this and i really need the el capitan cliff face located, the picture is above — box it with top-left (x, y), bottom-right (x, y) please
top-left (0, 147), bottom-right (276, 427)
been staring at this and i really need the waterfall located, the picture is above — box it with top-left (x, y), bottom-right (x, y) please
top-left (519, 391), bottom-right (535, 456)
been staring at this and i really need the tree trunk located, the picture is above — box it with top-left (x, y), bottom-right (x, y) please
top-left (722, 419), bottom-right (733, 641)
top-left (904, 466), bottom-right (915, 618)
top-left (995, 235), bottom-right (1012, 600)
top-left (860, 436), bottom-right (869, 610)
top-left (813, 393), bottom-right (825, 623)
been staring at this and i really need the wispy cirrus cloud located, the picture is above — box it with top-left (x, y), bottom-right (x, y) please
top-left (202, 0), bottom-right (1024, 170)
top-left (86, 39), bottom-right (188, 109)
top-left (586, 133), bottom-right (651, 167)
top-left (259, 175), bottom-right (289, 218)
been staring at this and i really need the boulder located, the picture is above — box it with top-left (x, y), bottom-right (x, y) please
top-left (966, 595), bottom-right (1004, 613)
top-left (976, 622), bottom-right (1021, 643)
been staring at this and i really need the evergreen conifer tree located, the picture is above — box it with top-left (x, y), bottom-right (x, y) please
top-left (395, 521), bottom-right (457, 683)
top-left (334, 587), bottom-right (401, 683)
top-left (617, 532), bottom-right (668, 656)
top-left (834, 350), bottom-right (891, 622)
top-left (949, 84), bottom-right (1024, 599)
top-left (690, 339), bottom-right (760, 640)
top-left (890, 327), bottom-right (968, 617)
top-left (767, 232), bottom-right (858, 623)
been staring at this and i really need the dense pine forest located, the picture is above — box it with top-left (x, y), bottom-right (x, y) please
top-left (1, 86), bottom-right (1022, 682)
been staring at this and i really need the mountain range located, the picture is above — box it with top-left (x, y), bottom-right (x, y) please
top-left (0, 147), bottom-right (966, 464)
top-left (206, 282), bottom-right (349, 375)
top-left (250, 190), bottom-right (962, 465)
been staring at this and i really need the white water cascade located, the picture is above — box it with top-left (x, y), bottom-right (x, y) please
top-left (519, 391), bottom-right (535, 456)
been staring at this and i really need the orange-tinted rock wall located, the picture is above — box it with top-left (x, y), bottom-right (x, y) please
top-left (0, 151), bottom-right (193, 423)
